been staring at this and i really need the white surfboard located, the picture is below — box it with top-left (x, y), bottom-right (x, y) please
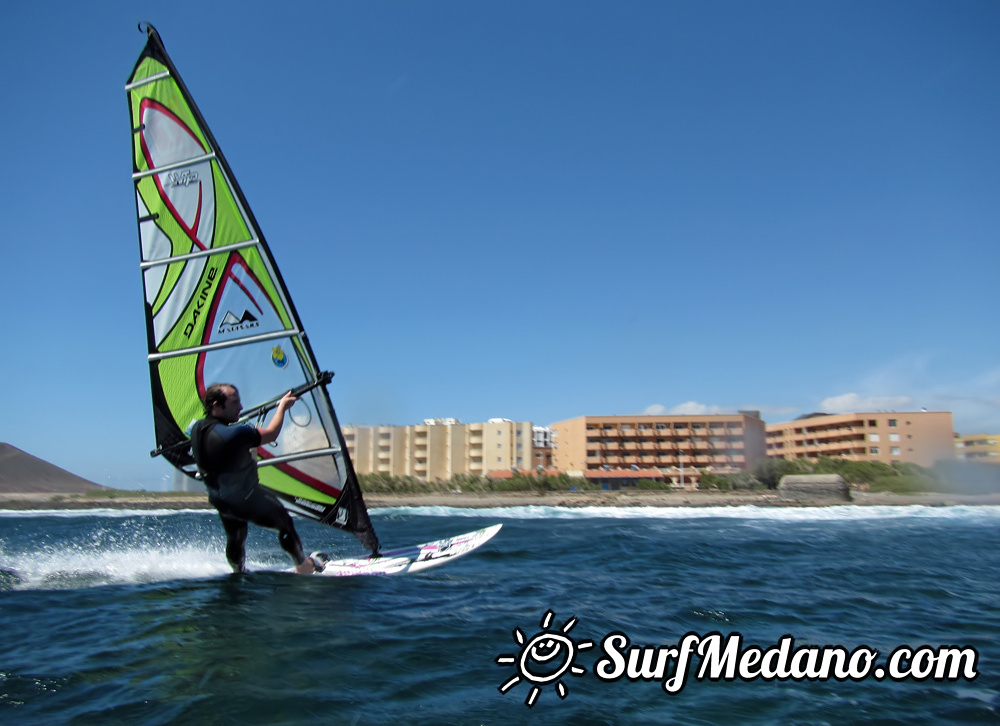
top-left (304, 523), bottom-right (502, 577)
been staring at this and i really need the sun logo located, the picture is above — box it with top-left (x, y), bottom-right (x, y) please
top-left (496, 609), bottom-right (593, 707)
top-left (271, 345), bottom-right (288, 368)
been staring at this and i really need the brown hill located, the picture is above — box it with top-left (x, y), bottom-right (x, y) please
top-left (0, 443), bottom-right (108, 494)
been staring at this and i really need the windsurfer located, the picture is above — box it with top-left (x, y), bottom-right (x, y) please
top-left (190, 383), bottom-right (321, 574)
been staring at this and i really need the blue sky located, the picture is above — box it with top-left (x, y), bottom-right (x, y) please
top-left (2, 1), bottom-right (998, 490)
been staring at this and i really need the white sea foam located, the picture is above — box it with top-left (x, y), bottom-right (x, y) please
top-left (0, 543), bottom-right (239, 589)
top-left (370, 504), bottom-right (1000, 522)
top-left (4, 503), bottom-right (998, 524)
top-left (0, 508), bottom-right (216, 519)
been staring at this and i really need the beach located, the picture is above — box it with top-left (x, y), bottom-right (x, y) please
top-left (1, 489), bottom-right (998, 511)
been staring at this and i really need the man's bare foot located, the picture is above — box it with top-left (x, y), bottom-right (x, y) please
top-left (294, 558), bottom-right (316, 574)
top-left (309, 552), bottom-right (329, 572)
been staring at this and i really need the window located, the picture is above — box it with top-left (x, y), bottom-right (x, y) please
top-left (868, 420), bottom-right (877, 427)
top-left (870, 447), bottom-right (879, 455)
top-left (891, 447), bottom-right (900, 455)
top-left (868, 434), bottom-right (880, 442)
top-left (889, 434), bottom-right (900, 442)
top-left (888, 419), bottom-right (897, 427)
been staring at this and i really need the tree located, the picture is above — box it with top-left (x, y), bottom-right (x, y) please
top-left (750, 457), bottom-right (808, 489)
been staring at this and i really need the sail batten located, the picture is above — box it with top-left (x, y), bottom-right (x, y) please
top-left (125, 70), bottom-right (171, 90)
top-left (140, 239), bottom-right (260, 269)
top-left (126, 24), bottom-right (379, 553)
top-left (257, 449), bottom-right (345, 468)
top-left (132, 152), bottom-right (217, 180)
top-left (146, 329), bottom-right (304, 362)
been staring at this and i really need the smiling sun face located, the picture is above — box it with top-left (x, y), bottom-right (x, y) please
top-left (522, 633), bottom-right (574, 683)
top-left (497, 610), bottom-right (594, 707)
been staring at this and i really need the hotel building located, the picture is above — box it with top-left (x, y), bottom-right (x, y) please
top-left (344, 418), bottom-right (534, 481)
top-left (550, 412), bottom-right (768, 487)
top-left (765, 411), bottom-right (955, 468)
top-left (955, 433), bottom-right (999, 464)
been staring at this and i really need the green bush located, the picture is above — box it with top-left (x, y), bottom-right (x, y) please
top-left (868, 475), bottom-right (935, 494)
top-left (632, 478), bottom-right (669, 490)
top-left (698, 472), bottom-right (729, 490)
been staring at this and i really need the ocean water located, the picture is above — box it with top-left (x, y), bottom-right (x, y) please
top-left (0, 504), bottom-right (997, 725)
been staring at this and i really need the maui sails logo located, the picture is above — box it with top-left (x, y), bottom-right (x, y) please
top-left (218, 310), bottom-right (260, 334)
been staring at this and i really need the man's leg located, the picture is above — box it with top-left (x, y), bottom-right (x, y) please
top-left (218, 513), bottom-right (249, 573)
top-left (242, 488), bottom-right (310, 569)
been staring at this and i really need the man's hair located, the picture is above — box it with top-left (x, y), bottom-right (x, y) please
top-left (203, 383), bottom-right (235, 415)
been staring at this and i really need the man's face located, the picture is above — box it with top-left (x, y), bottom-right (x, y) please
top-left (219, 387), bottom-right (242, 423)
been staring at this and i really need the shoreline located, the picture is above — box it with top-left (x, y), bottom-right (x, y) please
top-left (1, 490), bottom-right (998, 511)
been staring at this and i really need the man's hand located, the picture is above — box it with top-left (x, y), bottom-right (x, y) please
top-left (276, 391), bottom-right (298, 412)
top-left (260, 391), bottom-right (299, 444)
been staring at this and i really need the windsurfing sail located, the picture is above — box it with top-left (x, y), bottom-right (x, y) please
top-left (125, 24), bottom-right (379, 552)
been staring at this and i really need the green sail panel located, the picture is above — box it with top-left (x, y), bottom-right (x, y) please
top-left (125, 25), bottom-right (378, 552)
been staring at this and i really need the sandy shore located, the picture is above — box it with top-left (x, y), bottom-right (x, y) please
top-left (0, 489), bottom-right (998, 511)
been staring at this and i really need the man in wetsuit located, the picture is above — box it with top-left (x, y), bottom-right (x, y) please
top-left (190, 383), bottom-right (322, 574)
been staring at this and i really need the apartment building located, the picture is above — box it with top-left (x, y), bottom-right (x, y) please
top-left (344, 418), bottom-right (534, 481)
top-left (532, 426), bottom-right (554, 469)
top-left (765, 411), bottom-right (954, 468)
top-left (955, 433), bottom-right (999, 463)
top-left (550, 412), bottom-right (767, 487)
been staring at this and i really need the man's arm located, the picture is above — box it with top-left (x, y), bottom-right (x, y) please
top-left (258, 392), bottom-right (298, 445)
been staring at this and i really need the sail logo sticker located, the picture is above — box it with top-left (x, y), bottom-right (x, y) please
top-left (184, 267), bottom-right (217, 337)
top-left (497, 610), bottom-right (593, 707)
top-left (272, 346), bottom-right (288, 368)
top-left (218, 310), bottom-right (260, 334)
top-left (163, 169), bottom-right (200, 187)
top-left (293, 497), bottom-right (326, 513)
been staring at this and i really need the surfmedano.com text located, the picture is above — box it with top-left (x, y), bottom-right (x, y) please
top-left (594, 632), bottom-right (979, 694)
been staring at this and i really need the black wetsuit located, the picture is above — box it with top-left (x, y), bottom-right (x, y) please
top-left (190, 415), bottom-right (305, 572)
